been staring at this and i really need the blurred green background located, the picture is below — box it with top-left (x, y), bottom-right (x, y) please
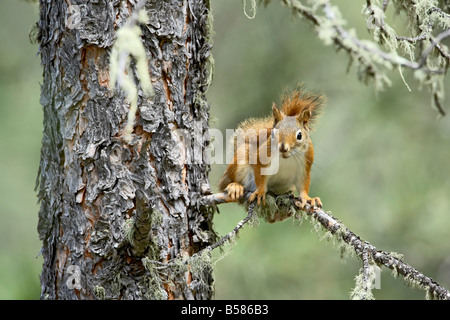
top-left (0, 0), bottom-right (42, 299)
top-left (1, 0), bottom-right (449, 299)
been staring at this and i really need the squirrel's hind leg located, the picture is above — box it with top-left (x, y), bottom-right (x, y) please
top-left (298, 193), bottom-right (322, 209)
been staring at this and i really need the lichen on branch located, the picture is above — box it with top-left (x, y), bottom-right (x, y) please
top-left (259, 0), bottom-right (450, 115)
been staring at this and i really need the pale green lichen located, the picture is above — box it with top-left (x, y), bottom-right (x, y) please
top-left (253, 193), bottom-right (278, 222)
top-left (93, 285), bottom-right (106, 300)
top-left (391, 264), bottom-right (399, 278)
top-left (401, 271), bottom-right (441, 299)
top-left (139, 249), bottom-right (215, 299)
top-left (109, 9), bottom-right (154, 143)
top-left (251, 193), bottom-right (297, 223)
top-left (389, 251), bottom-right (404, 261)
top-left (350, 262), bottom-right (378, 300)
top-left (142, 257), bottom-right (169, 300)
top-left (147, 210), bottom-right (163, 260)
top-left (189, 250), bottom-right (214, 290)
top-left (278, 0), bottom-right (449, 115)
top-left (123, 217), bottom-right (135, 246)
top-left (338, 239), bottom-right (356, 259)
top-left (398, 66), bottom-right (412, 92)
top-left (242, 0), bottom-right (257, 19)
top-left (150, 209), bottom-right (164, 226)
top-left (146, 239), bottom-right (160, 261)
top-left (425, 287), bottom-right (432, 300)
top-left (111, 272), bottom-right (122, 296)
top-left (403, 273), bottom-right (421, 290)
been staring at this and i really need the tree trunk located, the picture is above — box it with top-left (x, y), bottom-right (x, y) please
top-left (36, 0), bottom-right (215, 300)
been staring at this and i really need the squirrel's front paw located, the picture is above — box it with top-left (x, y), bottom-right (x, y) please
top-left (249, 188), bottom-right (266, 205)
top-left (225, 183), bottom-right (244, 201)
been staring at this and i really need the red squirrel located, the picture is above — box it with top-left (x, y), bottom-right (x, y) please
top-left (219, 88), bottom-right (324, 209)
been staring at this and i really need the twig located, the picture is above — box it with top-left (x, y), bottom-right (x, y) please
top-left (381, 0), bottom-right (389, 12)
top-left (428, 6), bottom-right (450, 20)
top-left (434, 92), bottom-right (447, 117)
top-left (416, 29), bottom-right (450, 70)
top-left (198, 192), bottom-right (231, 206)
top-left (206, 201), bottom-right (256, 251)
top-left (436, 43), bottom-right (450, 61)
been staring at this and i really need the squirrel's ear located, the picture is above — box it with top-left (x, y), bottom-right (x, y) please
top-left (272, 103), bottom-right (284, 125)
top-left (298, 109), bottom-right (312, 125)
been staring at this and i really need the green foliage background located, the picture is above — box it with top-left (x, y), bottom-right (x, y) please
top-left (0, 0), bottom-right (449, 299)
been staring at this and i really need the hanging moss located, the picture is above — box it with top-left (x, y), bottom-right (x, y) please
top-left (350, 263), bottom-right (378, 300)
top-left (250, 193), bottom-right (297, 223)
top-left (109, 8), bottom-right (154, 143)
top-left (188, 250), bottom-right (215, 298)
top-left (141, 257), bottom-right (169, 300)
top-left (123, 217), bottom-right (136, 246)
top-left (242, 0), bottom-right (257, 19)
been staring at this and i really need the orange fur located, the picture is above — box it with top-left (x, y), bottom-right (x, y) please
top-left (280, 87), bottom-right (325, 129)
top-left (219, 87), bottom-right (324, 212)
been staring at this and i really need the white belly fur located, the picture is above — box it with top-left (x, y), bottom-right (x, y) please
top-left (266, 155), bottom-right (306, 195)
top-left (236, 155), bottom-right (306, 195)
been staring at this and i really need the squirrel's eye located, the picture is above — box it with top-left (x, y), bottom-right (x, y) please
top-left (296, 129), bottom-right (302, 141)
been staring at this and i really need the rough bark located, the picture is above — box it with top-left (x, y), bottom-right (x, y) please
top-left (36, 0), bottom-right (215, 300)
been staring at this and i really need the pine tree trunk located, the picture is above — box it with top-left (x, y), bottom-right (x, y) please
top-left (36, 0), bottom-right (215, 300)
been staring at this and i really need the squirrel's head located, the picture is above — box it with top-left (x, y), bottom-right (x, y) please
top-left (272, 88), bottom-right (324, 159)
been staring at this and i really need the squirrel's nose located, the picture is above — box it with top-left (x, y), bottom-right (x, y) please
top-left (280, 143), bottom-right (290, 153)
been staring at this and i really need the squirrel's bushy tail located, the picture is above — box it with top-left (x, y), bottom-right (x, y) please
top-left (280, 84), bottom-right (326, 127)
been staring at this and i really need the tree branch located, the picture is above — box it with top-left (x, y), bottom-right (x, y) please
top-left (200, 192), bottom-right (450, 300)
top-left (275, 0), bottom-right (449, 116)
top-left (322, 3), bottom-right (448, 75)
top-left (297, 199), bottom-right (450, 300)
